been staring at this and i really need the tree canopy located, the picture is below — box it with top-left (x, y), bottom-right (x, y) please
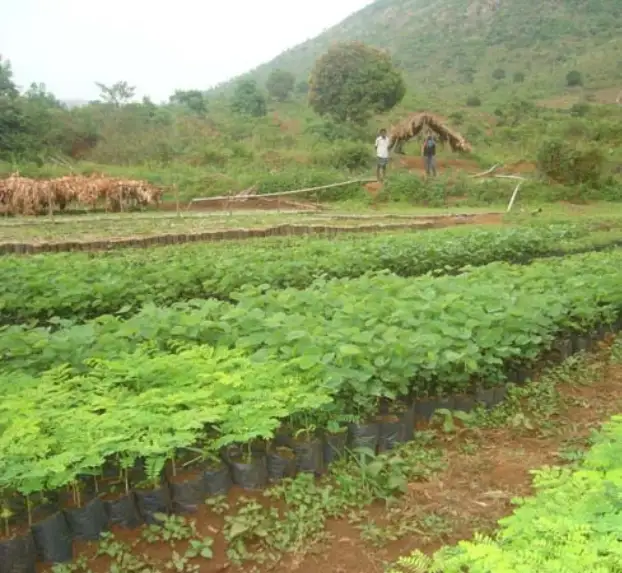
top-left (169, 89), bottom-right (208, 114)
top-left (266, 69), bottom-right (295, 102)
top-left (308, 41), bottom-right (405, 124)
top-left (0, 55), bottom-right (18, 97)
top-left (231, 79), bottom-right (267, 117)
top-left (96, 81), bottom-right (136, 106)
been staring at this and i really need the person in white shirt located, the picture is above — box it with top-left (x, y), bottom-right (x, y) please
top-left (375, 129), bottom-right (390, 181)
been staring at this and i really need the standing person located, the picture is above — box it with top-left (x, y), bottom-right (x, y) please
top-left (375, 129), bottom-right (390, 181)
top-left (422, 134), bottom-right (437, 177)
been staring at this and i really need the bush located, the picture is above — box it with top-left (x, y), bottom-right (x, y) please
top-left (537, 139), bottom-right (604, 186)
top-left (328, 142), bottom-right (371, 171)
top-left (304, 119), bottom-right (367, 142)
top-left (513, 72), bottom-right (526, 83)
top-left (250, 167), bottom-right (361, 199)
top-left (466, 96), bottom-right (482, 107)
top-left (380, 173), bottom-right (446, 206)
top-left (570, 102), bottom-right (590, 117)
top-left (465, 179), bottom-right (509, 205)
top-left (449, 111), bottom-right (465, 125)
top-left (566, 70), bottom-right (583, 87)
top-left (492, 68), bottom-right (506, 80)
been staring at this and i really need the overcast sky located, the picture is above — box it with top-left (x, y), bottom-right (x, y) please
top-left (1, 0), bottom-right (372, 102)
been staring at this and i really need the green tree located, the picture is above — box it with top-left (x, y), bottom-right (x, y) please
top-left (0, 55), bottom-right (18, 97)
top-left (308, 42), bottom-right (405, 124)
top-left (566, 70), bottom-right (583, 87)
top-left (231, 79), bottom-right (267, 117)
top-left (0, 97), bottom-right (28, 159)
top-left (169, 89), bottom-right (208, 114)
top-left (25, 82), bottom-right (62, 108)
top-left (295, 80), bottom-right (309, 95)
top-left (95, 81), bottom-right (136, 106)
top-left (513, 71), bottom-right (526, 83)
top-left (266, 69), bottom-right (295, 101)
top-left (0, 57), bottom-right (30, 159)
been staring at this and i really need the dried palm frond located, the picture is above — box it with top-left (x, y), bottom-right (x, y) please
top-left (389, 112), bottom-right (473, 153)
top-left (0, 173), bottom-right (164, 215)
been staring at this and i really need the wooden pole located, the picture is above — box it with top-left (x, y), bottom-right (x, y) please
top-left (190, 178), bottom-right (375, 204)
top-left (470, 164), bottom-right (502, 178)
top-left (506, 182), bottom-right (523, 212)
top-left (47, 190), bottom-right (54, 220)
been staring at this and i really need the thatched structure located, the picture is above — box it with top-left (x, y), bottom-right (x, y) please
top-left (389, 112), bottom-right (473, 153)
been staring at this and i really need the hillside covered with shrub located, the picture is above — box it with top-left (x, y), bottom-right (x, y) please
top-left (240, 0), bottom-right (622, 104)
top-left (1, 0), bottom-right (621, 205)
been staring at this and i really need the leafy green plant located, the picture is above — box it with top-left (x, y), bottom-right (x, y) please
top-left (165, 551), bottom-right (199, 573)
top-left (96, 532), bottom-right (130, 560)
top-left (223, 498), bottom-right (279, 565)
top-left (431, 409), bottom-right (474, 434)
top-left (184, 537), bottom-right (214, 559)
top-left (389, 413), bottom-right (622, 572)
top-left (141, 514), bottom-right (195, 546)
top-left (0, 223), bottom-right (612, 325)
top-left (205, 495), bottom-right (229, 515)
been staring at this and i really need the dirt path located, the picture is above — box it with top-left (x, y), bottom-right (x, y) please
top-left (159, 197), bottom-right (321, 213)
top-left (396, 156), bottom-right (481, 173)
top-left (2, 212), bottom-right (504, 255)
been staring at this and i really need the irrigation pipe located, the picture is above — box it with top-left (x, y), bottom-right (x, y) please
top-left (506, 181), bottom-right (523, 213)
top-left (470, 164), bottom-right (502, 178)
top-left (190, 178), bottom-right (377, 203)
top-left (468, 165), bottom-right (528, 213)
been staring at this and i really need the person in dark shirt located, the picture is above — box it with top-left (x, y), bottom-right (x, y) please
top-left (421, 134), bottom-right (437, 176)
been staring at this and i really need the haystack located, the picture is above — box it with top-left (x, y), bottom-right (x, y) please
top-left (389, 112), bottom-right (473, 153)
top-left (0, 173), bottom-right (163, 215)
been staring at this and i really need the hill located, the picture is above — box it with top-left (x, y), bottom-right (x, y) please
top-left (237, 0), bottom-right (622, 105)
top-left (2, 0), bottom-right (621, 207)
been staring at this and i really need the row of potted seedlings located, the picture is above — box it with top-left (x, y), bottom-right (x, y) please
top-left (0, 321), bottom-right (616, 573)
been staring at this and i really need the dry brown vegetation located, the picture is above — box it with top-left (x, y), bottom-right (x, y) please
top-left (0, 173), bottom-right (163, 216)
top-left (390, 112), bottom-right (473, 153)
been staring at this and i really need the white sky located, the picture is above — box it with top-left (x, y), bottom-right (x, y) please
top-left (0, 0), bottom-right (373, 102)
